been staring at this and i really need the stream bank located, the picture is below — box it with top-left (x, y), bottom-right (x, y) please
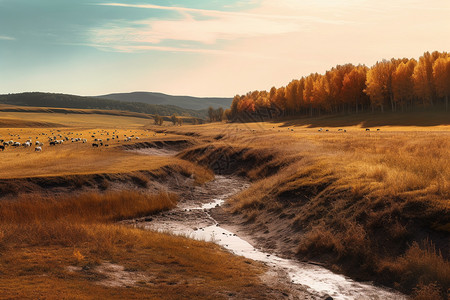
top-left (125, 175), bottom-right (406, 300)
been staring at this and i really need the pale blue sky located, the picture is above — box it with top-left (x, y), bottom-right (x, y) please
top-left (1, 0), bottom-right (449, 97)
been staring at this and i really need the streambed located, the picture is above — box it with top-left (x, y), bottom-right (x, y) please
top-left (128, 175), bottom-right (405, 300)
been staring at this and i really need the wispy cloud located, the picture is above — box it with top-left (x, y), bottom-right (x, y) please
top-left (98, 2), bottom-right (346, 24)
top-left (0, 35), bottom-right (15, 41)
top-left (90, 2), bottom-right (348, 53)
top-left (90, 14), bottom-right (307, 46)
top-left (71, 41), bottom-right (277, 60)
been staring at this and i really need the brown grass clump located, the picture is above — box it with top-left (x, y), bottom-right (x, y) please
top-left (412, 282), bottom-right (445, 300)
top-left (379, 240), bottom-right (450, 298)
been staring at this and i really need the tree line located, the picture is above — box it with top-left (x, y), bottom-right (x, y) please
top-left (228, 51), bottom-right (450, 120)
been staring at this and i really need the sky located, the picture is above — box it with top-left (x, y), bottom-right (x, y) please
top-left (0, 0), bottom-right (449, 97)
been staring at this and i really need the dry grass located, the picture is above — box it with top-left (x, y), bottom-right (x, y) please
top-left (0, 125), bottom-right (209, 179)
top-left (381, 239), bottom-right (450, 293)
top-left (0, 109), bottom-right (153, 127)
top-left (0, 112), bottom-right (270, 298)
top-left (0, 190), bottom-right (267, 299)
top-left (1, 110), bottom-right (448, 297)
top-left (0, 191), bottom-right (178, 225)
top-left (165, 120), bottom-right (450, 297)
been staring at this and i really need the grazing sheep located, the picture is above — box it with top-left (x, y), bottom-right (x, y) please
top-left (35, 146), bottom-right (42, 152)
top-left (92, 143), bottom-right (99, 147)
top-left (0, 145), bottom-right (4, 151)
top-left (377, 129), bottom-right (381, 131)
top-left (366, 128), bottom-right (370, 131)
top-left (318, 128), bottom-right (323, 132)
top-left (49, 141), bottom-right (56, 146)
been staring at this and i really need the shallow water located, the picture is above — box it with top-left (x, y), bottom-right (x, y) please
top-left (128, 148), bottom-right (179, 156)
top-left (141, 176), bottom-right (406, 300)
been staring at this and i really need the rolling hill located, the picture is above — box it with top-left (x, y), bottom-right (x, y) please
top-left (0, 92), bottom-right (206, 118)
top-left (96, 92), bottom-right (232, 110)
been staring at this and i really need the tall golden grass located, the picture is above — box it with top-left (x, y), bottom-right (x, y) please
top-left (0, 190), bottom-right (267, 299)
top-left (168, 121), bottom-right (450, 298)
top-left (0, 191), bottom-right (177, 224)
top-left (0, 191), bottom-right (177, 247)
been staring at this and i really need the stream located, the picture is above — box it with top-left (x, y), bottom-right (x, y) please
top-left (129, 176), bottom-right (406, 300)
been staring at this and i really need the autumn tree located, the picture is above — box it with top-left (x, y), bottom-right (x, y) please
top-left (326, 64), bottom-right (355, 113)
top-left (153, 114), bottom-right (163, 126)
top-left (171, 114), bottom-right (178, 125)
top-left (255, 90), bottom-right (270, 109)
top-left (269, 87), bottom-right (277, 103)
top-left (303, 74), bottom-right (317, 116)
top-left (230, 95), bottom-right (241, 117)
top-left (229, 51), bottom-right (448, 120)
top-left (433, 56), bottom-right (450, 111)
top-left (413, 51), bottom-right (441, 106)
top-left (392, 59), bottom-right (417, 111)
top-left (272, 87), bottom-right (287, 114)
top-left (216, 107), bottom-right (224, 121)
top-left (365, 60), bottom-right (397, 112)
top-left (312, 75), bottom-right (331, 113)
top-left (296, 78), bottom-right (305, 114)
top-left (285, 80), bottom-right (299, 115)
top-left (237, 97), bottom-right (255, 113)
top-left (342, 65), bottom-right (367, 113)
top-left (208, 106), bottom-right (215, 122)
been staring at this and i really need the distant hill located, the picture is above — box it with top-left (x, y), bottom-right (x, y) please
top-left (96, 92), bottom-right (232, 110)
top-left (0, 92), bottom-right (206, 118)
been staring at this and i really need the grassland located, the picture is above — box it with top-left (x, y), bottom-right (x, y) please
top-left (0, 111), bottom-right (282, 299)
top-left (0, 191), bottom-right (268, 299)
top-left (1, 109), bottom-right (449, 299)
top-left (166, 116), bottom-right (450, 299)
top-left (0, 111), bottom-right (205, 179)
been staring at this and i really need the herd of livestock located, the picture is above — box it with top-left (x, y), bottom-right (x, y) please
top-left (0, 129), bottom-right (145, 152)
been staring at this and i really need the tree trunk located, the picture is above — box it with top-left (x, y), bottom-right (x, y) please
top-left (355, 99), bottom-right (358, 114)
top-left (446, 95), bottom-right (448, 112)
